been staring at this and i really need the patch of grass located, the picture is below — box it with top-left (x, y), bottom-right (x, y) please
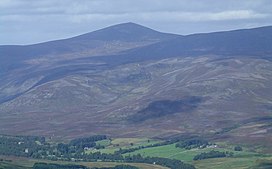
top-left (125, 144), bottom-right (189, 160)
top-left (96, 139), bottom-right (111, 147)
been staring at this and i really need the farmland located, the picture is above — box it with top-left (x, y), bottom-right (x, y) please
top-left (86, 137), bottom-right (272, 169)
top-left (0, 134), bottom-right (272, 169)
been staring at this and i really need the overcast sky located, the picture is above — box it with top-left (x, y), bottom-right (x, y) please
top-left (1, 0), bottom-right (272, 45)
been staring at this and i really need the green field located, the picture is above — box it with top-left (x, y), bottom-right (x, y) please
top-left (123, 142), bottom-right (272, 169)
top-left (96, 139), bottom-right (112, 147)
top-left (127, 144), bottom-right (218, 162)
top-left (127, 143), bottom-right (257, 160)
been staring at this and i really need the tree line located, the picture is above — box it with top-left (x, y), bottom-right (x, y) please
top-left (193, 150), bottom-right (233, 160)
top-left (175, 139), bottom-right (210, 149)
top-left (33, 163), bottom-right (138, 169)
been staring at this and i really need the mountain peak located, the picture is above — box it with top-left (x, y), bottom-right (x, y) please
top-left (109, 22), bottom-right (145, 28)
top-left (104, 22), bottom-right (154, 31)
top-left (73, 22), bottom-right (176, 41)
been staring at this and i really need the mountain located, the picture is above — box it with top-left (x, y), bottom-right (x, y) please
top-left (0, 22), bottom-right (178, 72)
top-left (0, 23), bottom-right (272, 150)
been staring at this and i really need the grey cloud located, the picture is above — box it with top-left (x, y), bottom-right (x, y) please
top-left (1, 0), bottom-right (271, 15)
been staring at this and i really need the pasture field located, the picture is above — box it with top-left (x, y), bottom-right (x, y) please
top-left (124, 143), bottom-right (272, 169)
top-left (83, 138), bottom-right (272, 169)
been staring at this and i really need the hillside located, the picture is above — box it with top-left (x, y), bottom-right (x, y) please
top-left (0, 23), bottom-right (271, 150)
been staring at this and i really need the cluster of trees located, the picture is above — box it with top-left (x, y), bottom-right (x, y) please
top-left (33, 163), bottom-right (88, 169)
top-left (124, 155), bottom-right (196, 169)
top-left (234, 146), bottom-right (243, 151)
top-left (73, 151), bottom-right (123, 161)
top-left (193, 150), bottom-right (233, 160)
top-left (69, 135), bottom-right (107, 149)
top-left (0, 158), bottom-right (12, 162)
top-left (56, 135), bottom-right (108, 155)
top-left (0, 135), bottom-right (108, 159)
top-left (0, 135), bottom-right (46, 157)
top-left (175, 139), bottom-right (210, 150)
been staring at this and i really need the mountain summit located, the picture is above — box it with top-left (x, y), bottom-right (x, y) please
top-left (0, 23), bottom-right (178, 71)
top-left (73, 22), bottom-right (177, 41)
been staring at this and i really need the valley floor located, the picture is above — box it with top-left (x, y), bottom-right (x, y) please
top-left (1, 135), bottom-right (272, 169)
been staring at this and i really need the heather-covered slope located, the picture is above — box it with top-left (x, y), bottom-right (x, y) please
top-left (0, 23), bottom-right (271, 150)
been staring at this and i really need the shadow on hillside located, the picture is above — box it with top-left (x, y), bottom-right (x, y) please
top-left (128, 96), bottom-right (202, 123)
